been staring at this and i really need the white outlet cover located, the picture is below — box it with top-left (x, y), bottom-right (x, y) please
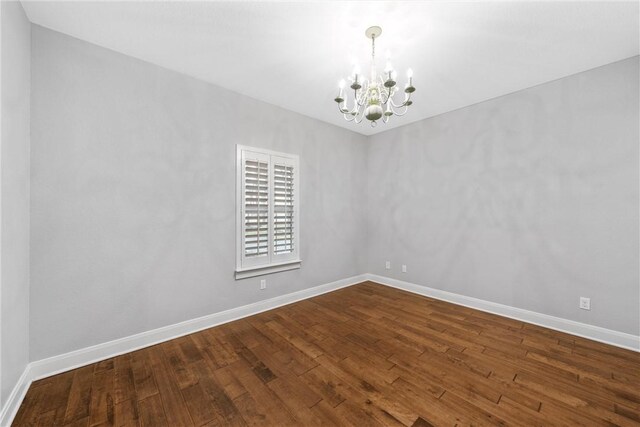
top-left (579, 297), bottom-right (591, 310)
top-left (385, 261), bottom-right (391, 270)
top-left (402, 265), bottom-right (407, 273)
top-left (260, 279), bottom-right (266, 289)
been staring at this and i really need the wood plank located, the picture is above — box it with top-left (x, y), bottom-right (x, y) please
top-left (88, 368), bottom-right (115, 426)
top-left (63, 365), bottom-right (95, 424)
top-left (130, 350), bottom-right (159, 402)
top-left (147, 346), bottom-right (194, 426)
top-left (113, 398), bottom-right (139, 427)
top-left (137, 394), bottom-right (167, 427)
top-left (13, 383), bottom-right (54, 426)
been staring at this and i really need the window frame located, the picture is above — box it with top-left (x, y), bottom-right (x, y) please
top-left (235, 145), bottom-right (301, 279)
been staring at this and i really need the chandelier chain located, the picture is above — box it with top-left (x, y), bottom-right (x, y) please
top-left (371, 35), bottom-right (375, 62)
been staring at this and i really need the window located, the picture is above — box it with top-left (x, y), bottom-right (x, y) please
top-left (236, 145), bottom-right (300, 279)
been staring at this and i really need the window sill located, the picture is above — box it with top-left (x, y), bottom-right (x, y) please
top-left (235, 260), bottom-right (302, 280)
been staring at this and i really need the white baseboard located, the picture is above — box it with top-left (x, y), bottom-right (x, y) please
top-left (365, 273), bottom-right (640, 352)
top-left (0, 274), bottom-right (366, 426)
top-left (0, 365), bottom-right (32, 427)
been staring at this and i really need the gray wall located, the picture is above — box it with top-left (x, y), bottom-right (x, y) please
top-left (1, 1), bottom-right (31, 405)
top-left (30, 26), bottom-right (367, 361)
top-left (28, 24), bottom-right (640, 362)
top-left (367, 57), bottom-right (639, 335)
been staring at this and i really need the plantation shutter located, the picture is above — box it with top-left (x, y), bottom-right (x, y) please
top-left (237, 146), bottom-right (300, 275)
top-left (241, 151), bottom-right (270, 268)
top-left (271, 156), bottom-right (298, 263)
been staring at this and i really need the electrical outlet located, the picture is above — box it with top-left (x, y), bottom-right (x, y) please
top-left (579, 297), bottom-right (590, 310)
top-left (402, 265), bottom-right (407, 273)
top-left (260, 279), bottom-right (267, 290)
top-left (385, 261), bottom-right (391, 270)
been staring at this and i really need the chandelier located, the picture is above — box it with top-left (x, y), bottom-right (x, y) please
top-left (334, 26), bottom-right (415, 127)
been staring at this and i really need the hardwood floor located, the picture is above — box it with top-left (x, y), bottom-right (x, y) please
top-left (13, 281), bottom-right (640, 426)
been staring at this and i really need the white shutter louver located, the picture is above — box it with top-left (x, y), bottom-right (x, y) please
top-left (273, 163), bottom-right (294, 254)
top-left (244, 159), bottom-right (269, 258)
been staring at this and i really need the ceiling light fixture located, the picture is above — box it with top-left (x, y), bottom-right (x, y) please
top-left (334, 26), bottom-right (415, 127)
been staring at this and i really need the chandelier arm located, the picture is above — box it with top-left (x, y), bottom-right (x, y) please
top-left (390, 94), bottom-right (412, 109)
top-left (356, 83), bottom-right (368, 107)
top-left (381, 76), bottom-right (399, 106)
top-left (344, 100), bottom-right (360, 120)
top-left (354, 93), bottom-right (364, 112)
top-left (390, 105), bottom-right (411, 116)
top-left (381, 88), bottom-right (389, 105)
top-left (356, 109), bottom-right (365, 123)
top-left (342, 110), bottom-right (355, 120)
top-left (344, 98), bottom-right (362, 121)
top-left (353, 103), bottom-right (367, 123)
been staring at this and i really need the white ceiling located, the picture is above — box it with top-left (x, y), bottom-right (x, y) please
top-left (21, 1), bottom-right (639, 136)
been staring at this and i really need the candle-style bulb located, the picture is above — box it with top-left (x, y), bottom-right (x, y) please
top-left (353, 64), bottom-right (360, 79)
top-left (338, 79), bottom-right (345, 89)
top-left (407, 68), bottom-right (414, 78)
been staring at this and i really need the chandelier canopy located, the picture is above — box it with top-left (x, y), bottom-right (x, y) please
top-left (334, 26), bottom-right (415, 127)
